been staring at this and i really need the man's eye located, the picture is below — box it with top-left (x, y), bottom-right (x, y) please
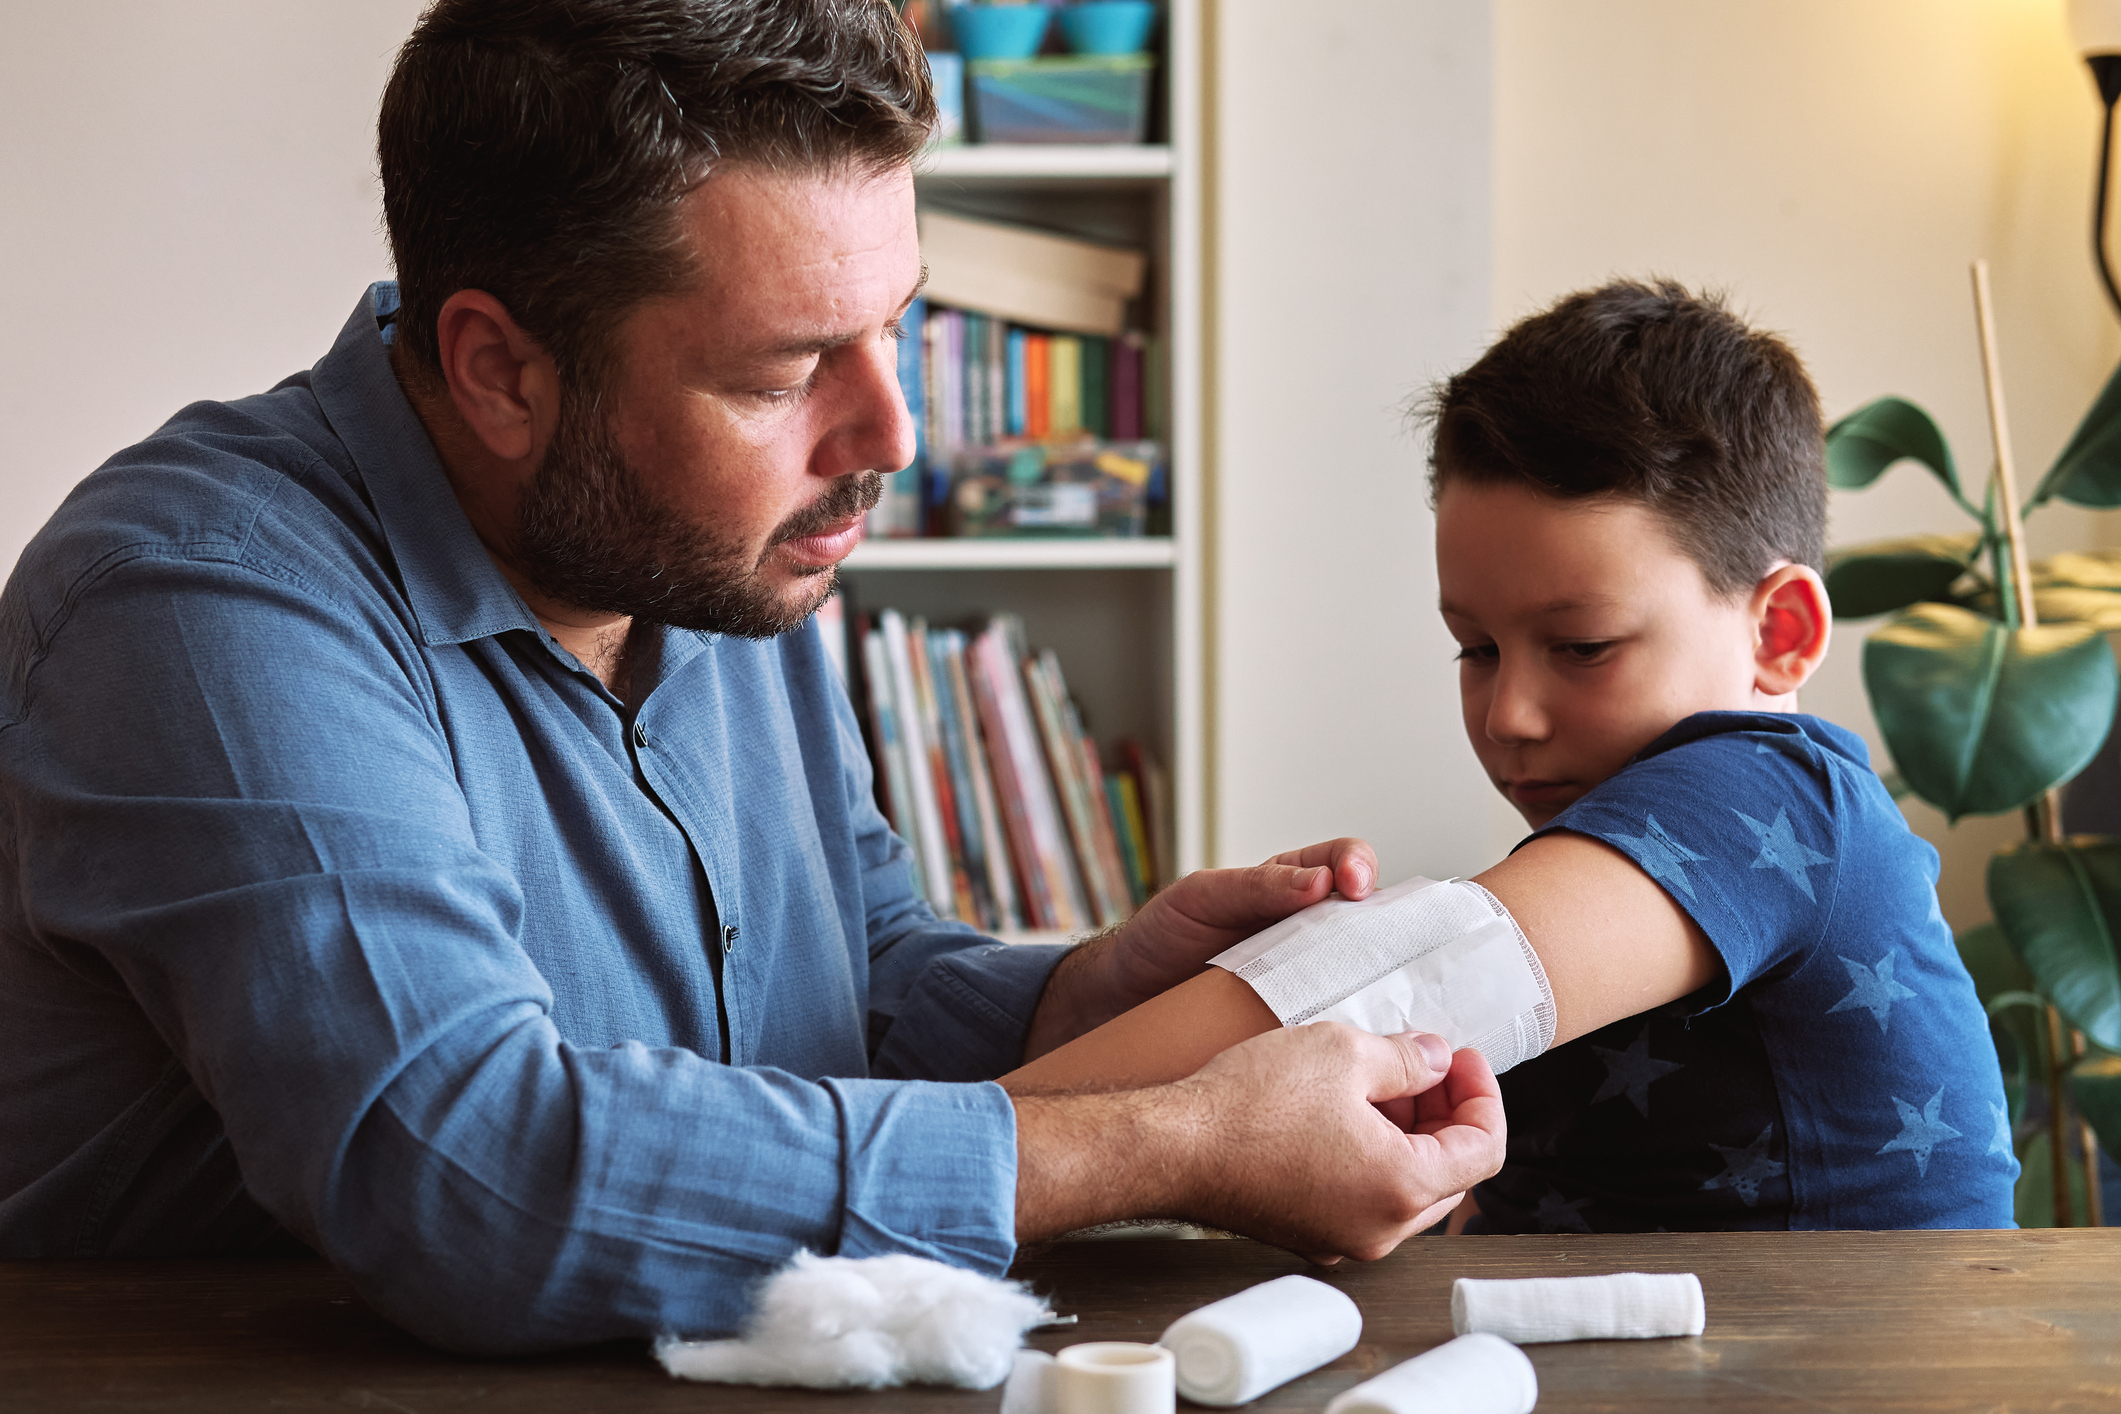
top-left (1558, 641), bottom-right (1617, 663)
top-left (1455, 644), bottom-right (1499, 664)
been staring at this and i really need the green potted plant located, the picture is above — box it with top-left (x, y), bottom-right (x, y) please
top-left (1825, 264), bottom-right (2121, 1225)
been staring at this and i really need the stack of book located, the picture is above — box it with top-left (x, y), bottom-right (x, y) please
top-left (847, 608), bottom-right (1172, 935)
top-left (870, 210), bottom-right (1164, 538)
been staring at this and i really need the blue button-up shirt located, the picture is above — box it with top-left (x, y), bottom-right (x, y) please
top-left (0, 286), bottom-right (1069, 1353)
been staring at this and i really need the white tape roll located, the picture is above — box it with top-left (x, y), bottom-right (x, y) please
top-left (1158, 1275), bottom-right (1362, 1406)
top-left (1054, 1342), bottom-right (1176, 1414)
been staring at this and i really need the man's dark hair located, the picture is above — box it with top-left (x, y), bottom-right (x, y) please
top-left (1426, 279), bottom-right (1826, 596)
top-left (378, 0), bottom-right (934, 387)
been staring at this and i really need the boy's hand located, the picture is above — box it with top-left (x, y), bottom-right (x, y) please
top-left (1025, 837), bottom-right (1379, 1057)
top-left (1012, 1025), bottom-right (1505, 1261)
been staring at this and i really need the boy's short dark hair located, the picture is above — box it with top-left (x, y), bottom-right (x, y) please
top-left (378, 0), bottom-right (934, 390)
top-left (1427, 279), bottom-right (1826, 596)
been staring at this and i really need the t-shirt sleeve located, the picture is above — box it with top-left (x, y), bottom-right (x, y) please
top-left (1533, 719), bottom-right (1845, 1007)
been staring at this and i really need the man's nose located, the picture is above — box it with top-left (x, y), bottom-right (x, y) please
top-left (1484, 660), bottom-right (1550, 745)
top-left (827, 335), bottom-right (918, 480)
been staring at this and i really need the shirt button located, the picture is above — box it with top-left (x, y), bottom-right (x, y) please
top-left (632, 721), bottom-right (650, 749)
top-left (722, 924), bottom-right (739, 954)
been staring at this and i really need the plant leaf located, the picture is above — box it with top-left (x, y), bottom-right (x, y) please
top-left (2032, 359), bottom-right (2121, 508)
top-left (1863, 603), bottom-right (2118, 820)
top-left (1988, 839), bottom-right (2121, 1050)
top-left (2069, 1052), bottom-right (2121, 1167)
top-left (1960, 922), bottom-right (2039, 1126)
top-left (2037, 549), bottom-right (2121, 591)
top-left (1825, 397), bottom-right (1967, 507)
top-left (2013, 1122), bottom-right (2092, 1228)
top-left (1824, 533), bottom-right (1982, 619)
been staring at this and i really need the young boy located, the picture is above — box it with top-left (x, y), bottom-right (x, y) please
top-left (1008, 279), bottom-right (2017, 1232)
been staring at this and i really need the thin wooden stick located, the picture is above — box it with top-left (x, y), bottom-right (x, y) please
top-left (1971, 261), bottom-right (2065, 844)
top-left (1971, 261), bottom-right (2039, 633)
top-left (2074, 1029), bottom-right (2106, 1227)
top-left (2048, 1004), bottom-right (2077, 1226)
top-left (1977, 260), bottom-right (2076, 1225)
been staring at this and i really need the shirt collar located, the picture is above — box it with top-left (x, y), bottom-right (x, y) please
top-left (309, 282), bottom-right (543, 648)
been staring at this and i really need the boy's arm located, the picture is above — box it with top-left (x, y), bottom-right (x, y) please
top-left (1003, 830), bottom-right (1717, 1091)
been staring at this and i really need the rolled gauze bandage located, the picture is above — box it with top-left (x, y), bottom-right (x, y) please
top-left (1451, 1272), bottom-right (1705, 1343)
top-left (1323, 1334), bottom-right (1536, 1414)
top-left (1207, 876), bottom-right (1556, 1075)
top-left (1157, 1274), bottom-right (1362, 1406)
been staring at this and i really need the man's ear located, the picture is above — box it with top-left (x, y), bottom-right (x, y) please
top-left (1750, 563), bottom-right (1832, 697)
top-left (432, 290), bottom-right (561, 465)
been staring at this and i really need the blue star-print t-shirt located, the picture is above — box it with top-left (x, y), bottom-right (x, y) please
top-left (1471, 711), bottom-right (2018, 1232)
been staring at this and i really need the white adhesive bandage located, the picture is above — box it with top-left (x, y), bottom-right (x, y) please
top-left (1208, 876), bottom-right (1556, 1075)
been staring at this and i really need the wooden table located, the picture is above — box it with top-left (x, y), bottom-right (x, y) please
top-left (5, 1231), bottom-right (2118, 1412)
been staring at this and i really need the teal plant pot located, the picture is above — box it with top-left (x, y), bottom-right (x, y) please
top-left (1058, 1), bottom-right (1156, 55)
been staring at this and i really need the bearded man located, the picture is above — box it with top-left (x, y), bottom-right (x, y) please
top-left (0, 0), bottom-right (1503, 1352)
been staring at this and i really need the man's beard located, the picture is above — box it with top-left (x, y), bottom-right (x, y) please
top-left (510, 392), bottom-right (882, 638)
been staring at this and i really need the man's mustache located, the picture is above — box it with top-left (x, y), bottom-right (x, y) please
top-left (770, 471), bottom-right (885, 545)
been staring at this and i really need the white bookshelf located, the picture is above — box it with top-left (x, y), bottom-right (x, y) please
top-left (842, 0), bottom-right (1205, 876)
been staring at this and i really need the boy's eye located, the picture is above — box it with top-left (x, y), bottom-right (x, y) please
top-left (1455, 643), bottom-right (1499, 665)
top-left (1557, 640), bottom-right (1617, 663)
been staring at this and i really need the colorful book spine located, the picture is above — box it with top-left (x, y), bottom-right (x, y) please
top-left (1049, 335), bottom-right (1083, 438)
top-left (907, 616), bottom-right (978, 923)
top-left (861, 626), bottom-right (925, 902)
top-left (925, 626), bottom-right (997, 930)
top-left (1025, 334), bottom-right (1051, 441)
top-left (966, 630), bottom-right (1058, 930)
top-left (978, 621), bottom-right (1087, 930)
top-left (1021, 649), bottom-right (1121, 927)
top-left (1006, 328), bottom-right (1028, 436)
top-left (941, 628), bottom-right (1023, 932)
top-left (1111, 332), bottom-right (1145, 441)
top-left (1108, 769), bottom-right (1153, 908)
top-left (1081, 334), bottom-right (1109, 439)
top-left (880, 610), bottom-right (955, 915)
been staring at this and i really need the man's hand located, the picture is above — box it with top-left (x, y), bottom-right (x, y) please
top-left (1023, 837), bottom-right (1380, 1059)
top-left (1011, 1026), bottom-right (1504, 1261)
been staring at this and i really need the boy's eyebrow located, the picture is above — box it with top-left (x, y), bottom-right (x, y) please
top-left (1438, 594), bottom-right (1623, 618)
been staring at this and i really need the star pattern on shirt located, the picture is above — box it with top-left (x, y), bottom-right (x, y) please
top-left (1878, 1086), bottom-right (1962, 1177)
top-left (1731, 807), bottom-right (1833, 900)
top-left (1826, 950), bottom-right (1919, 1034)
top-left (1589, 1025), bottom-right (1686, 1117)
top-left (1987, 1101), bottom-right (2014, 1157)
top-left (1533, 1188), bottom-right (1595, 1234)
top-left (1700, 1123), bottom-right (1784, 1206)
top-left (1610, 814), bottom-right (1709, 900)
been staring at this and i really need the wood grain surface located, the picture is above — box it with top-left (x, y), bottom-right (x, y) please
top-left (3, 1230), bottom-right (2118, 1412)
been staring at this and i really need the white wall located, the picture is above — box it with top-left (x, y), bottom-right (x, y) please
top-left (0, 2), bottom-right (427, 573)
top-left (1210, 1), bottom-right (1512, 880)
top-left (1493, 0), bottom-right (2121, 929)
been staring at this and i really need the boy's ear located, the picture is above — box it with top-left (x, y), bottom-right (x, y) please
top-left (1749, 564), bottom-right (1832, 697)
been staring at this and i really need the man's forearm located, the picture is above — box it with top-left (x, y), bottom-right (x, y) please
top-left (1012, 1086), bottom-right (1197, 1241)
top-left (1008, 1026), bottom-right (1508, 1263)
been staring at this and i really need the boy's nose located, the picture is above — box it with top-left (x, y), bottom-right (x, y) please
top-left (1484, 668), bottom-right (1551, 745)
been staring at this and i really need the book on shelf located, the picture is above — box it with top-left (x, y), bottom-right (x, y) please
top-left (843, 607), bottom-right (1173, 936)
top-left (869, 293), bottom-right (1164, 540)
top-left (917, 209), bottom-right (1146, 339)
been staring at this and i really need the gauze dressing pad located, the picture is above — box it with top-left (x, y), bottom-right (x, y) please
top-left (1323, 1333), bottom-right (1537, 1414)
top-left (1157, 1274), bottom-right (1362, 1405)
top-left (1451, 1272), bottom-right (1705, 1343)
top-left (654, 1251), bottom-right (1051, 1390)
top-left (1209, 877), bottom-right (1556, 1074)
